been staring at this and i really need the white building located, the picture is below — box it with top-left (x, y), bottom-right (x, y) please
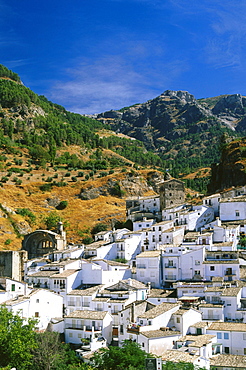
top-left (207, 322), bottom-right (246, 355)
top-left (2, 289), bottom-right (63, 331)
top-left (136, 251), bottom-right (161, 288)
top-left (64, 310), bottom-right (113, 345)
top-left (220, 197), bottom-right (246, 221)
top-left (0, 277), bottom-right (30, 303)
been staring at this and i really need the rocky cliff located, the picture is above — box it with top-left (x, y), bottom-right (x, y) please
top-left (208, 138), bottom-right (246, 193)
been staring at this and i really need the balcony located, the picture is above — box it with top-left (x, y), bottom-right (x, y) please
top-left (81, 303), bottom-right (90, 307)
top-left (127, 324), bottom-right (141, 334)
top-left (68, 301), bottom-right (76, 306)
top-left (165, 275), bottom-right (177, 281)
top-left (165, 264), bottom-right (177, 268)
top-left (202, 315), bottom-right (221, 321)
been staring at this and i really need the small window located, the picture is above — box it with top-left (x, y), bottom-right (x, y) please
top-left (210, 266), bottom-right (215, 271)
top-left (217, 332), bottom-right (222, 339)
top-left (142, 343), bottom-right (145, 347)
top-left (224, 333), bottom-right (229, 340)
top-left (69, 332), bottom-right (73, 338)
top-left (35, 312), bottom-right (39, 317)
top-left (176, 317), bottom-right (180, 323)
top-left (36, 299), bottom-right (39, 303)
top-left (11, 284), bottom-right (15, 292)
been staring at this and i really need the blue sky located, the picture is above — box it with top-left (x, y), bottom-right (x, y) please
top-left (1, 0), bottom-right (246, 114)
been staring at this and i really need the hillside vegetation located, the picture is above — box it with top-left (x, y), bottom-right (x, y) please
top-left (1, 64), bottom-right (245, 250)
top-left (0, 65), bottom-right (170, 250)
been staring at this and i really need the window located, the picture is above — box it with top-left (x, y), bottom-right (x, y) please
top-left (35, 312), bottom-right (39, 317)
top-left (176, 317), bottom-right (180, 323)
top-left (224, 333), bottom-right (229, 340)
top-left (195, 270), bottom-right (200, 275)
top-left (210, 266), bottom-right (215, 271)
top-left (120, 325), bottom-right (123, 334)
top-left (11, 284), bottom-right (15, 292)
top-left (69, 333), bottom-right (73, 338)
top-left (36, 299), bottom-right (39, 303)
top-left (78, 333), bottom-right (82, 338)
top-left (243, 333), bottom-right (246, 340)
top-left (244, 348), bottom-right (246, 355)
top-left (142, 343), bottom-right (145, 347)
top-left (236, 210), bottom-right (240, 217)
top-left (224, 347), bottom-right (229, 354)
top-left (217, 332), bottom-right (222, 339)
top-left (140, 320), bottom-right (143, 325)
top-left (148, 321), bottom-right (152, 325)
top-left (197, 328), bottom-right (202, 335)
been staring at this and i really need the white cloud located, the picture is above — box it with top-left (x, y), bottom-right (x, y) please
top-left (48, 55), bottom-right (188, 114)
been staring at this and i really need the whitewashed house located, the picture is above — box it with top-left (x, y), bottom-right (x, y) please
top-left (203, 193), bottom-right (221, 217)
top-left (170, 308), bottom-right (202, 335)
top-left (136, 251), bottom-right (161, 288)
top-left (220, 196), bottom-right (246, 221)
top-left (115, 231), bottom-right (142, 261)
top-left (137, 329), bottom-right (181, 356)
top-left (0, 277), bottom-right (30, 303)
top-left (64, 310), bottom-right (113, 345)
top-left (207, 322), bottom-right (246, 355)
top-left (2, 289), bottom-right (63, 331)
top-left (80, 259), bottom-right (130, 287)
top-left (132, 217), bottom-right (155, 232)
top-left (83, 240), bottom-right (117, 260)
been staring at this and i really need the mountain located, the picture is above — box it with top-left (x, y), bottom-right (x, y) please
top-left (95, 90), bottom-right (246, 176)
top-left (1, 63), bottom-right (246, 249)
top-left (0, 65), bottom-right (166, 248)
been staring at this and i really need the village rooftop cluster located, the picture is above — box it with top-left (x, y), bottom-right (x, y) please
top-left (2, 179), bottom-right (246, 369)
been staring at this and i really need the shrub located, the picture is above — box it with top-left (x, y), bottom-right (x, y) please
top-left (56, 201), bottom-right (68, 210)
top-left (82, 236), bottom-right (94, 245)
top-left (39, 183), bottom-right (53, 192)
top-left (16, 208), bottom-right (36, 224)
top-left (91, 223), bottom-right (108, 235)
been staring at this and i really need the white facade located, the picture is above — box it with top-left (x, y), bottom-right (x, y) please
top-left (220, 197), bottom-right (246, 221)
top-left (0, 278), bottom-right (29, 304)
top-left (2, 289), bottom-right (63, 330)
top-left (136, 251), bottom-right (161, 288)
top-left (207, 322), bottom-right (246, 355)
top-left (64, 310), bottom-right (113, 345)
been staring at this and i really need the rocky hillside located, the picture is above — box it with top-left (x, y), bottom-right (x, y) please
top-left (95, 91), bottom-right (246, 175)
top-left (208, 137), bottom-right (246, 193)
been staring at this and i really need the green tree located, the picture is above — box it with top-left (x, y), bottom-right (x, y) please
top-left (91, 223), bottom-right (108, 235)
top-left (31, 331), bottom-right (80, 370)
top-left (0, 306), bottom-right (37, 369)
top-left (91, 340), bottom-right (150, 370)
top-left (44, 211), bottom-right (61, 230)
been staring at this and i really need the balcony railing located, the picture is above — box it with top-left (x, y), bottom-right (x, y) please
top-left (81, 303), bottom-right (90, 307)
top-left (165, 275), bottom-right (177, 280)
top-left (165, 264), bottom-right (177, 268)
top-left (68, 301), bottom-right (76, 306)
